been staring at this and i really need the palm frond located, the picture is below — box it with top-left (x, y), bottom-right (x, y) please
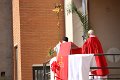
top-left (67, 2), bottom-right (91, 40)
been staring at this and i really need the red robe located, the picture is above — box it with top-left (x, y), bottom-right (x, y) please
top-left (82, 35), bottom-right (109, 76)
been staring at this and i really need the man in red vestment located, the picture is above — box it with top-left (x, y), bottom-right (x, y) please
top-left (55, 37), bottom-right (81, 80)
top-left (82, 30), bottom-right (109, 79)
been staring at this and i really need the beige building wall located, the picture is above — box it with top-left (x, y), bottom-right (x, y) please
top-left (89, 0), bottom-right (120, 74)
top-left (64, 0), bottom-right (74, 42)
top-left (73, 0), bottom-right (83, 47)
top-left (0, 0), bottom-right (13, 80)
top-left (12, 0), bottom-right (21, 80)
top-left (65, 0), bottom-right (84, 46)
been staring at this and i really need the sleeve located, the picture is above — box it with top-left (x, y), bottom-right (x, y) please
top-left (82, 41), bottom-right (88, 54)
top-left (54, 42), bottom-right (61, 54)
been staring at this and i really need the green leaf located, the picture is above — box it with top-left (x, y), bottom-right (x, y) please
top-left (48, 48), bottom-right (55, 56)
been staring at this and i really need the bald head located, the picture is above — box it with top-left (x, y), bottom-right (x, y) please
top-left (88, 30), bottom-right (94, 35)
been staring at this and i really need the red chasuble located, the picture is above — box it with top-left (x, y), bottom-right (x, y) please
top-left (56, 42), bottom-right (80, 80)
top-left (82, 35), bottom-right (109, 76)
top-left (56, 42), bottom-right (71, 80)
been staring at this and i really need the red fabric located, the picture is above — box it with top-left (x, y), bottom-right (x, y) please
top-left (51, 61), bottom-right (60, 77)
top-left (56, 42), bottom-right (79, 80)
top-left (58, 42), bottom-right (71, 56)
top-left (57, 56), bottom-right (68, 80)
top-left (71, 48), bottom-right (82, 54)
top-left (82, 36), bottom-right (109, 76)
top-left (56, 42), bottom-right (71, 80)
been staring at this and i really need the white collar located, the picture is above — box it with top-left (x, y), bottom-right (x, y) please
top-left (89, 35), bottom-right (95, 37)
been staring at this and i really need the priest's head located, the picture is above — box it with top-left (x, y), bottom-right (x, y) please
top-left (88, 30), bottom-right (94, 35)
top-left (62, 37), bottom-right (68, 43)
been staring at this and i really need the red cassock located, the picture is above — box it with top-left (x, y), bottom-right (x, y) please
top-left (82, 36), bottom-right (109, 76)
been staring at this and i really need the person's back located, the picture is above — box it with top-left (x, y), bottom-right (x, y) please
top-left (54, 37), bottom-right (69, 55)
top-left (82, 30), bottom-right (109, 79)
top-left (82, 35), bottom-right (103, 54)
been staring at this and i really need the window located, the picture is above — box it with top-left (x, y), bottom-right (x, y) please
top-left (32, 64), bottom-right (50, 80)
